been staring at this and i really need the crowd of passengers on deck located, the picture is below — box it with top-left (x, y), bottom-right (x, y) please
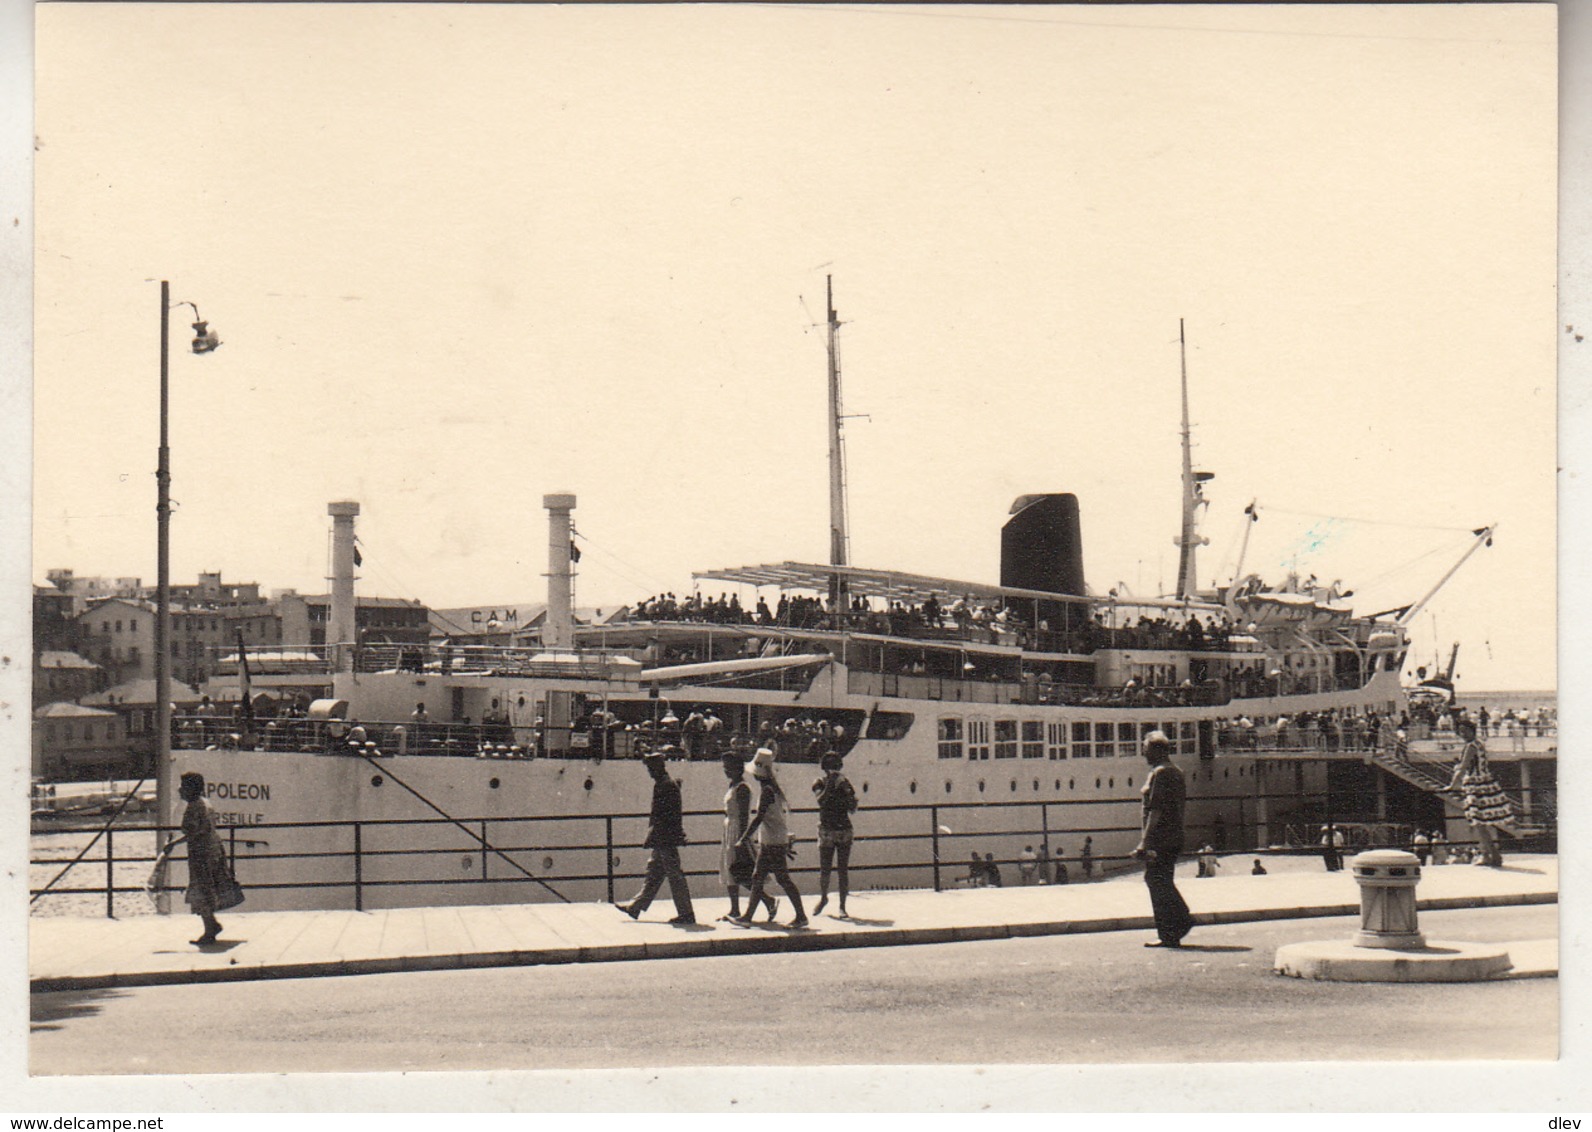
top-left (1214, 702), bottom-right (1554, 754)
top-left (630, 590), bottom-right (1246, 653)
top-left (173, 696), bottom-right (855, 763)
top-left (1215, 708), bottom-right (1393, 752)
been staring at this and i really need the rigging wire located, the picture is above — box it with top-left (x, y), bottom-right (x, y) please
top-left (1338, 542), bottom-right (1456, 597)
top-left (345, 748), bottom-right (570, 903)
top-left (573, 530), bottom-right (679, 598)
top-left (30, 777), bottom-right (150, 905)
top-left (1256, 506), bottom-right (1477, 534)
top-left (1202, 503), bottom-right (1478, 602)
top-left (351, 525), bottom-right (524, 629)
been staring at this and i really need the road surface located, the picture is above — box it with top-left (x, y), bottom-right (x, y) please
top-left (30, 904), bottom-right (1555, 1075)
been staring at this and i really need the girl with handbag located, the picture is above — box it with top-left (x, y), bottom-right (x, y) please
top-left (731, 748), bottom-right (807, 929)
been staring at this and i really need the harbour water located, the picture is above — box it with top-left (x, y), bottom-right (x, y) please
top-left (1455, 690), bottom-right (1556, 716)
top-left (30, 827), bottom-right (160, 919)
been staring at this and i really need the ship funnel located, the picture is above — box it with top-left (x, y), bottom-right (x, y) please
top-left (1001, 494), bottom-right (1086, 628)
top-left (543, 493), bottom-right (577, 649)
top-left (327, 501), bottom-right (360, 694)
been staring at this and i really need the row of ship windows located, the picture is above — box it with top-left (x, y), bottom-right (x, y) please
top-left (936, 717), bottom-right (1199, 760)
top-left (436, 764), bottom-right (1252, 799)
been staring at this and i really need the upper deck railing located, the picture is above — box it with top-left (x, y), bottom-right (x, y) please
top-left (216, 615), bottom-right (1395, 689)
top-left (355, 642), bottom-right (642, 679)
top-left (170, 715), bottom-right (858, 763)
top-left (617, 609), bottom-right (1242, 656)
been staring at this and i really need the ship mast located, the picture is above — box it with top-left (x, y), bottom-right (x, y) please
top-left (1173, 319), bottom-right (1210, 600)
top-left (826, 275), bottom-right (850, 612)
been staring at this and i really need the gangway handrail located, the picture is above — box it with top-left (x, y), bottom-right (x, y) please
top-left (344, 747), bottom-right (572, 903)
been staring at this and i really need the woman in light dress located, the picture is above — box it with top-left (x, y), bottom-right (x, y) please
top-left (719, 750), bottom-right (776, 922)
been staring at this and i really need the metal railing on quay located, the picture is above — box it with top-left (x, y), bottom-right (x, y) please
top-left (35, 786), bottom-right (1481, 918)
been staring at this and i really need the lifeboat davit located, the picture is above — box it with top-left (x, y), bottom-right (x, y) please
top-left (1226, 574), bottom-right (1353, 630)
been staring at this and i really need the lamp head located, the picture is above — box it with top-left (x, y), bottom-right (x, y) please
top-left (191, 320), bottom-right (221, 354)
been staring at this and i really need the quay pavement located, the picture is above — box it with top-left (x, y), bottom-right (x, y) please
top-left (29, 853), bottom-right (1558, 993)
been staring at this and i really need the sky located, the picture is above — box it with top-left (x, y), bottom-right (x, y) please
top-left (31, 3), bottom-right (1558, 690)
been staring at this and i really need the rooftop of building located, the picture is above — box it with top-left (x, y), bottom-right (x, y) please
top-left (82, 680), bottom-right (210, 708)
top-left (34, 702), bottom-right (118, 719)
top-left (35, 651), bottom-right (101, 670)
top-left (293, 594), bottom-right (428, 609)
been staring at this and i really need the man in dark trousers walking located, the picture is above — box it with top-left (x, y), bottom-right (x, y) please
top-left (1132, 730), bottom-right (1193, 948)
top-left (618, 747), bottom-right (696, 924)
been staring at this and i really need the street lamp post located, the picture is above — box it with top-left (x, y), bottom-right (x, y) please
top-left (153, 280), bottom-right (219, 911)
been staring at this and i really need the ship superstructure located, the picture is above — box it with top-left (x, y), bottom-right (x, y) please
top-left (165, 300), bottom-right (1527, 911)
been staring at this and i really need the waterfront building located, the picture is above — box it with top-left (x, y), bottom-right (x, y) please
top-left (32, 650), bottom-right (104, 709)
top-left (32, 702), bottom-right (126, 780)
top-left (276, 591), bottom-right (432, 651)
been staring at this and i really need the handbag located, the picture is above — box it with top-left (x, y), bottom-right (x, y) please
top-left (729, 843), bottom-right (756, 886)
top-left (145, 852), bottom-right (170, 900)
top-left (215, 865), bottom-right (246, 912)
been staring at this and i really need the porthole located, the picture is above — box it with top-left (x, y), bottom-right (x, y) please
top-left (945, 781), bottom-right (953, 794)
top-left (1068, 779), bottom-right (1075, 790)
top-left (370, 774), bottom-right (383, 787)
top-left (1223, 768), bottom-right (1229, 779)
top-left (1128, 776), bottom-right (1134, 787)
top-left (1095, 778), bottom-right (1101, 789)
top-left (978, 780), bottom-right (986, 793)
top-left (1009, 781), bottom-right (1017, 792)
top-left (489, 777), bottom-right (501, 789)
top-left (1032, 779), bottom-right (1040, 791)
top-left (862, 782), bottom-right (869, 793)
top-left (461, 856), bottom-right (473, 870)
top-left (909, 781), bottom-right (917, 794)
top-left (1054, 779), bottom-right (1061, 790)
top-left (1109, 778), bottom-right (1114, 789)
top-left (583, 778), bottom-right (594, 791)
top-left (543, 856), bottom-right (554, 871)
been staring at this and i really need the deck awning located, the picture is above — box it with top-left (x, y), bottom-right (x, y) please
top-left (693, 561), bottom-right (1225, 613)
top-left (640, 652), bottom-right (833, 684)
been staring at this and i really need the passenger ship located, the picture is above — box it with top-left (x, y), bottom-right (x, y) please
top-left (167, 295), bottom-right (1512, 911)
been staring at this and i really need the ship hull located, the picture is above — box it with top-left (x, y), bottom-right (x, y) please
top-left (161, 662), bottom-right (1396, 911)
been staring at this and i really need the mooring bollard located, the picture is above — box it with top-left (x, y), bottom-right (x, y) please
top-left (1349, 849), bottom-right (1425, 949)
top-left (1275, 846), bottom-right (1514, 981)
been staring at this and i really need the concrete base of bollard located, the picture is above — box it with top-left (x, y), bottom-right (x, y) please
top-left (1274, 939), bottom-right (1512, 983)
top-left (1352, 928), bottom-right (1427, 949)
